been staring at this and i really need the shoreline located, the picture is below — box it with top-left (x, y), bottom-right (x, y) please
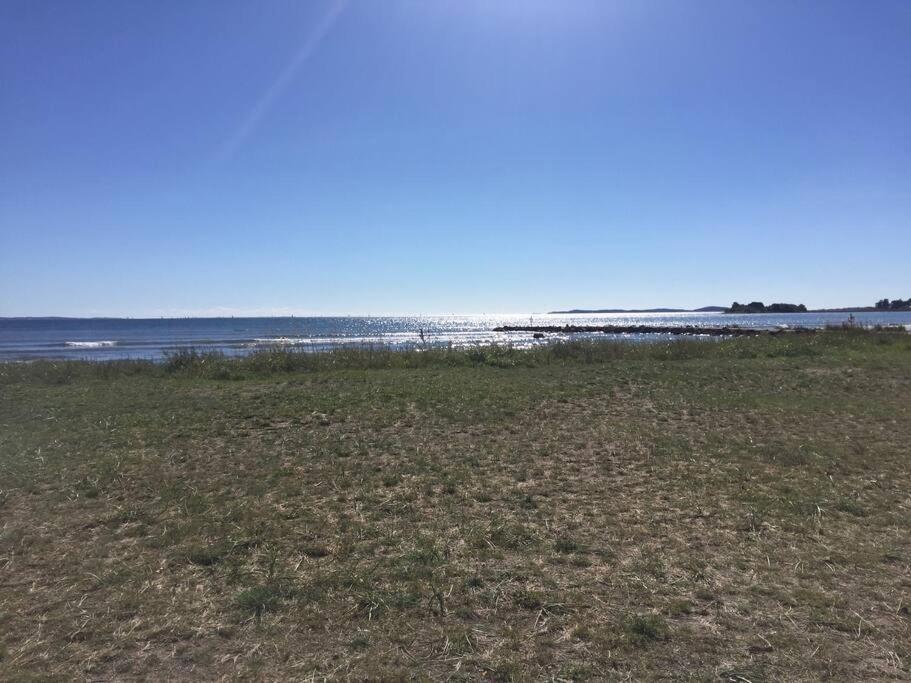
top-left (4, 324), bottom-right (909, 364)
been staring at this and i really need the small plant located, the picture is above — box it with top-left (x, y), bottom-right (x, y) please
top-left (666, 599), bottom-right (693, 616)
top-left (489, 660), bottom-right (522, 682)
top-left (513, 588), bottom-right (544, 610)
top-left (694, 588), bottom-right (716, 602)
top-left (465, 575), bottom-right (484, 589)
top-left (301, 544), bottom-right (330, 558)
top-left (186, 544), bottom-right (229, 566)
top-left (834, 498), bottom-right (866, 517)
top-left (74, 476), bottom-right (101, 499)
top-left (560, 663), bottom-right (594, 680)
top-left (554, 535), bottom-right (581, 554)
top-left (438, 626), bottom-right (477, 655)
top-left (349, 635), bottom-right (370, 651)
top-left (572, 623), bottom-right (593, 641)
top-left (519, 494), bottom-right (537, 509)
top-left (486, 522), bottom-right (538, 550)
top-left (623, 613), bottom-right (670, 645)
top-left (235, 583), bottom-right (292, 619)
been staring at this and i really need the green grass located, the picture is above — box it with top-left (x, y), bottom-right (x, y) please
top-left (623, 613), bottom-right (670, 645)
top-left (1, 331), bottom-right (910, 679)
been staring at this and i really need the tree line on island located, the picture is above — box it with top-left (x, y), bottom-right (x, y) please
top-left (550, 298), bottom-right (910, 315)
top-left (727, 298), bottom-right (910, 314)
top-left (726, 302), bottom-right (807, 314)
top-left (875, 297), bottom-right (911, 311)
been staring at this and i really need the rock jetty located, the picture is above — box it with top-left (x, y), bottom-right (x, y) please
top-left (492, 324), bottom-right (809, 337)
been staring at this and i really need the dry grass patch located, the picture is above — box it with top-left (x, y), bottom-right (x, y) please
top-left (1, 332), bottom-right (910, 679)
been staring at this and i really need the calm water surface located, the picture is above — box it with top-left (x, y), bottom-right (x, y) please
top-left (2, 312), bottom-right (910, 361)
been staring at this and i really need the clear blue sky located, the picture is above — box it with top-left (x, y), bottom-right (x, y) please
top-left (1, 0), bottom-right (909, 316)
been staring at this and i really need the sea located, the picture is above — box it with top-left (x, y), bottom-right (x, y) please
top-left (1, 312), bottom-right (910, 362)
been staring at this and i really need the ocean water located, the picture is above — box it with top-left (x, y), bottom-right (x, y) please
top-left (1, 312), bottom-right (909, 362)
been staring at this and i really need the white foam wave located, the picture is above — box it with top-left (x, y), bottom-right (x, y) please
top-left (247, 330), bottom-right (554, 350)
top-left (65, 340), bottom-right (117, 348)
top-left (252, 337), bottom-right (311, 346)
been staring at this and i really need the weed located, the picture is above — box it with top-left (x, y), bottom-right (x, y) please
top-left (666, 599), bottom-right (693, 616)
top-left (349, 635), bottom-right (370, 651)
top-left (554, 535), bottom-right (582, 554)
top-left (301, 544), bottom-right (330, 558)
top-left (623, 614), bottom-right (670, 645)
top-left (834, 498), bottom-right (866, 517)
top-left (513, 589), bottom-right (544, 610)
top-left (235, 583), bottom-right (294, 619)
top-left (186, 544), bottom-right (229, 566)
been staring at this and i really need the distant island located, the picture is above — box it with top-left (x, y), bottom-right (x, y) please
top-left (726, 302), bottom-right (807, 314)
top-left (550, 298), bottom-right (910, 315)
top-left (548, 306), bottom-right (727, 314)
top-left (726, 297), bottom-right (910, 314)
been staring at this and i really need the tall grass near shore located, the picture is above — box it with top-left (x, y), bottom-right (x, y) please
top-left (2, 330), bottom-right (908, 384)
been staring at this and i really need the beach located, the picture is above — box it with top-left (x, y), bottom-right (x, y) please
top-left (2, 331), bottom-right (909, 679)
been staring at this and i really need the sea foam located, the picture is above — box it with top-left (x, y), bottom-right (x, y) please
top-left (65, 340), bottom-right (117, 348)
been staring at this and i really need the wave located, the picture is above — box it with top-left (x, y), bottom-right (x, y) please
top-left (251, 336), bottom-right (406, 347)
top-left (251, 337), bottom-right (312, 346)
top-left (64, 340), bottom-right (117, 348)
top-left (247, 331), bottom-right (544, 350)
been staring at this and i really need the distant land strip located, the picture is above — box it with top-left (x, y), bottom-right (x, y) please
top-left (811, 307), bottom-right (909, 313)
top-left (548, 307), bottom-right (727, 314)
top-left (550, 303), bottom-right (911, 314)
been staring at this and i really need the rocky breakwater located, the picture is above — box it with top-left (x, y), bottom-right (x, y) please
top-left (492, 324), bottom-right (809, 337)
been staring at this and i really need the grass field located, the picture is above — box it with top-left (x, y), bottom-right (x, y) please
top-left (1, 332), bottom-right (910, 680)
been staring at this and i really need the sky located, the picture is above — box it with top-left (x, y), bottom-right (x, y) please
top-left (1, 0), bottom-right (909, 317)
